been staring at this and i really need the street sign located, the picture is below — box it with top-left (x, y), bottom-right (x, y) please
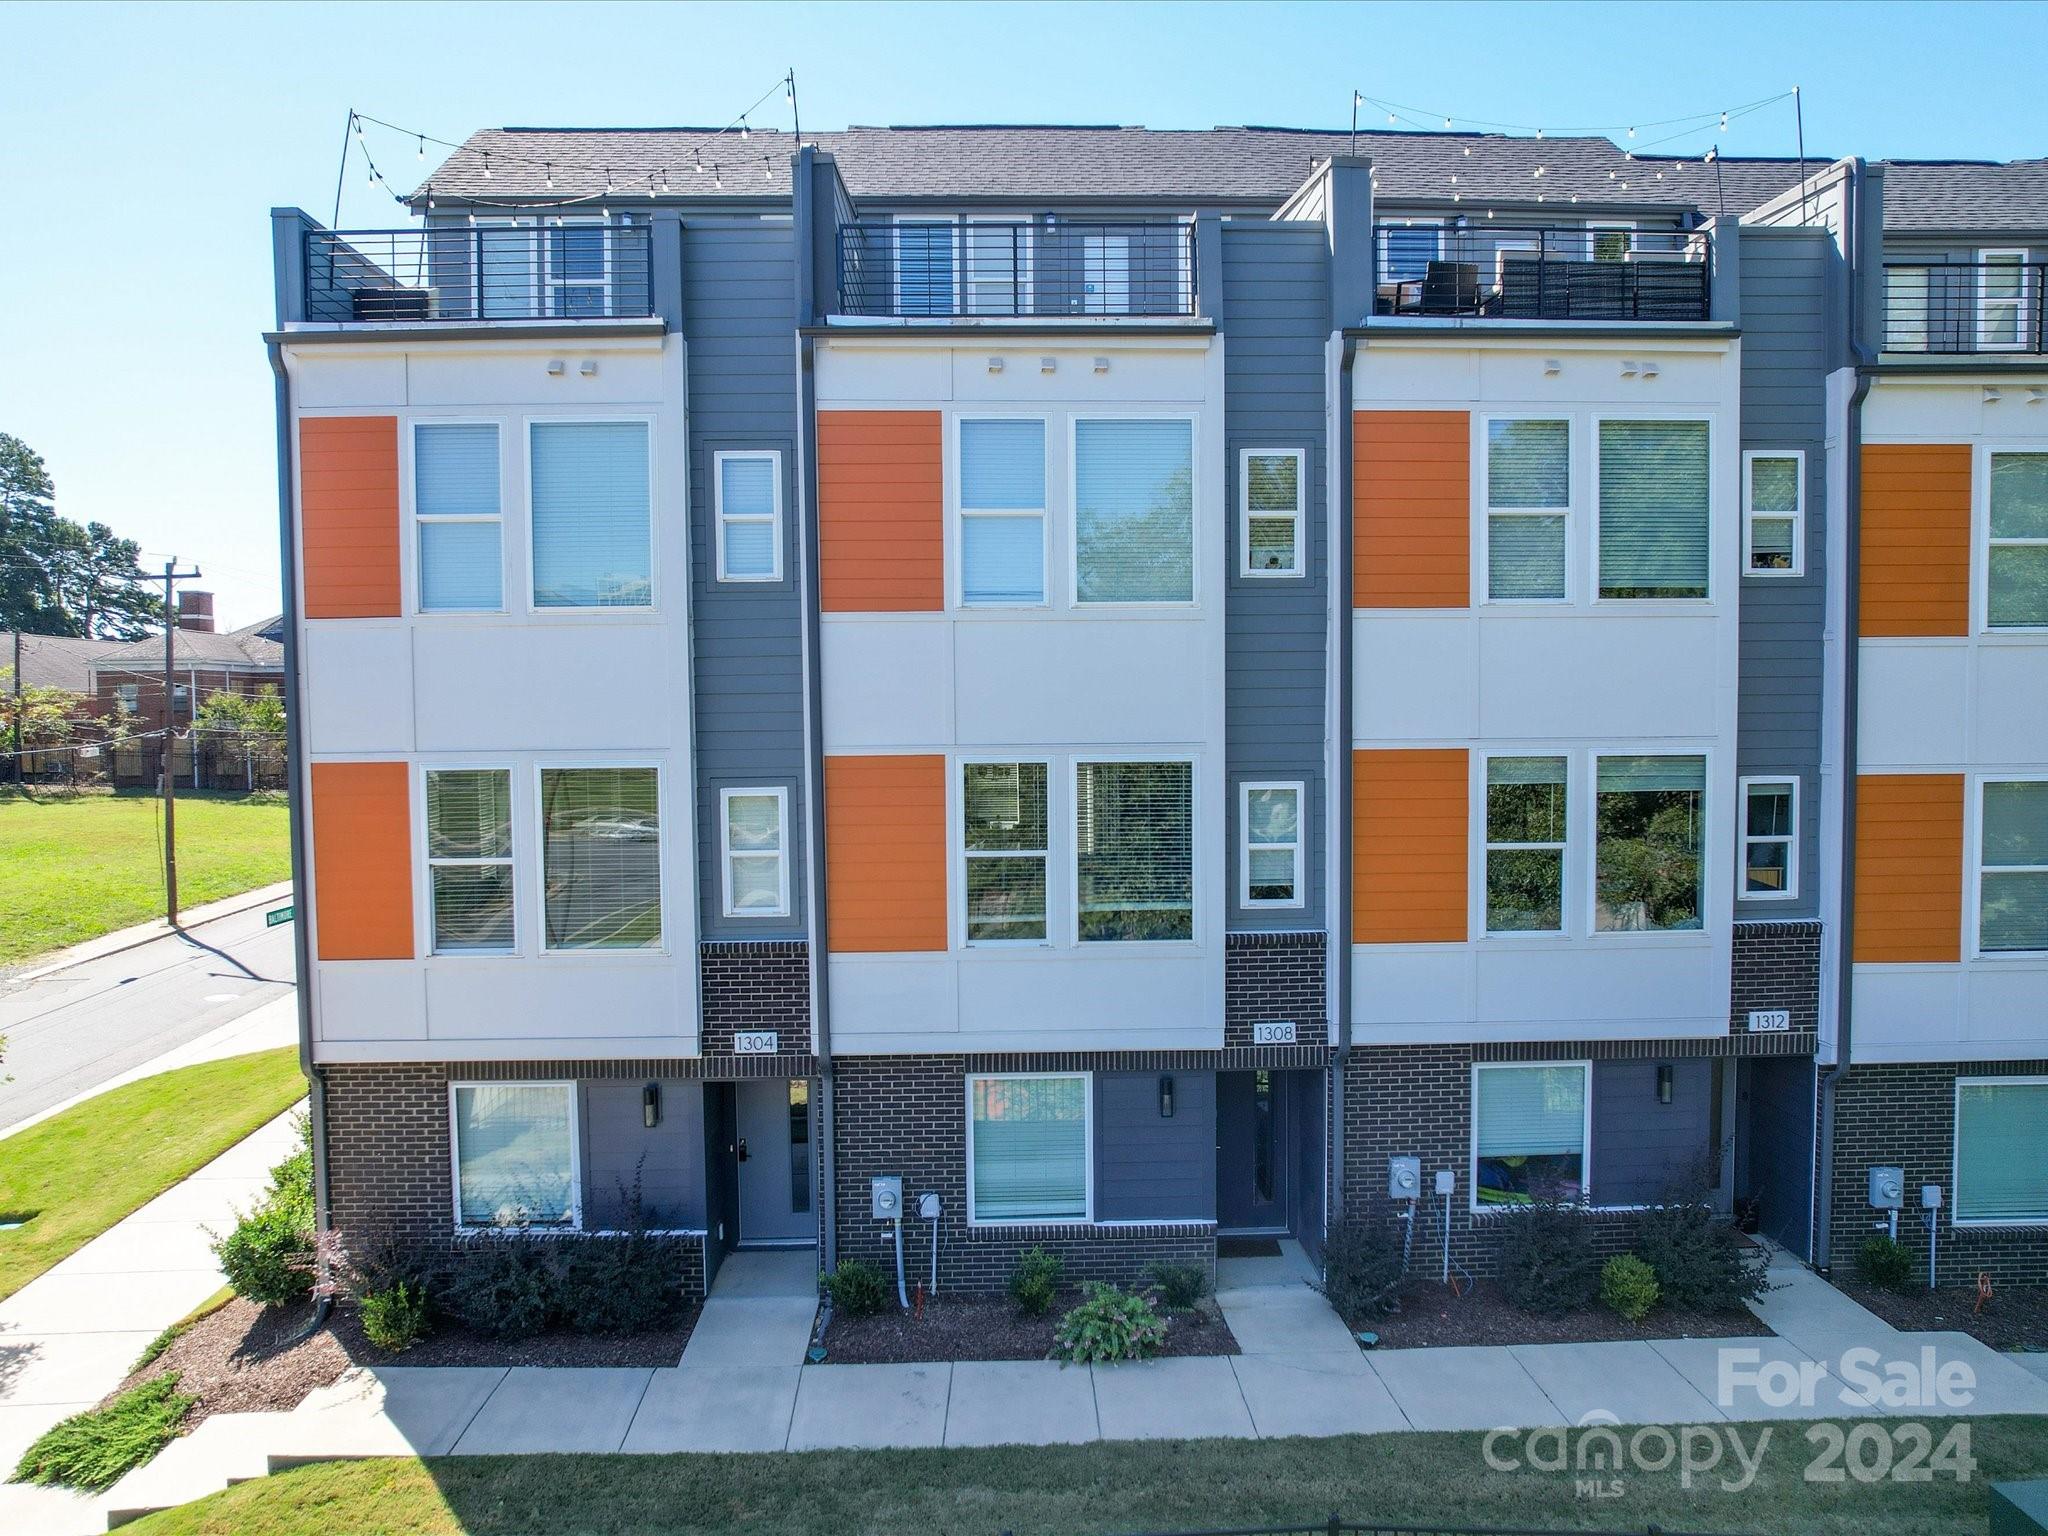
top-left (265, 905), bottom-right (295, 928)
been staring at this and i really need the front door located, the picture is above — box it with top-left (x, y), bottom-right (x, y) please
top-left (735, 1079), bottom-right (814, 1246)
top-left (1217, 1070), bottom-right (1290, 1233)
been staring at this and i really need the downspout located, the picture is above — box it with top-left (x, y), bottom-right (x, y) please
top-left (1330, 333), bottom-right (1357, 1224)
top-left (795, 330), bottom-right (835, 1272)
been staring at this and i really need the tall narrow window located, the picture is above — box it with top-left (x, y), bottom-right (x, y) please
top-left (1598, 420), bottom-right (1710, 599)
top-left (426, 769), bottom-right (515, 952)
top-left (958, 420), bottom-right (1046, 605)
top-left (1744, 452), bottom-right (1804, 576)
top-left (1988, 452), bottom-right (2048, 629)
top-left (1978, 251), bottom-right (2030, 350)
top-left (452, 1082), bottom-right (578, 1228)
top-left (1955, 1079), bottom-right (2048, 1223)
top-left (1741, 778), bottom-right (1799, 899)
top-left (1980, 780), bottom-right (2048, 954)
top-left (415, 423), bottom-right (502, 611)
top-left (1487, 420), bottom-right (1569, 600)
top-left (715, 452), bottom-right (782, 582)
top-left (963, 761), bottom-right (1048, 942)
top-left (1594, 755), bottom-right (1706, 932)
top-left (1241, 781), bottom-right (1303, 907)
top-left (1076, 760), bottom-right (1193, 941)
top-left (721, 787), bottom-right (789, 919)
top-left (1240, 450), bottom-right (1303, 577)
top-left (530, 421), bottom-right (652, 609)
top-left (1075, 419), bottom-right (1194, 604)
top-left (540, 766), bottom-right (661, 950)
top-left (965, 219), bottom-right (1029, 315)
top-left (1473, 1064), bottom-right (1588, 1208)
top-left (968, 1074), bottom-right (1090, 1223)
top-left (895, 220), bottom-right (956, 315)
top-left (1486, 756), bottom-right (1567, 933)
top-left (544, 217), bottom-right (608, 317)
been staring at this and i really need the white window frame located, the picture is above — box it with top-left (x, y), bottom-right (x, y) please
top-left (411, 418), bottom-right (506, 614)
top-left (964, 215), bottom-right (1034, 316)
top-left (964, 1070), bottom-right (1094, 1227)
top-left (1079, 229), bottom-right (1132, 315)
top-left (1972, 773), bottom-right (2048, 959)
top-left (713, 450), bottom-right (783, 584)
top-left (1068, 413), bottom-right (1201, 609)
top-left (1977, 249), bottom-right (2031, 352)
top-left (1380, 217), bottom-right (1444, 286)
top-left (420, 764), bottom-right (518, 956)
top-left (1983, 445), bottom-right (2048, 633)
top-left (954, 415), bottom-right (1050, 609)
top-left (892, 214), bottom-right (960, 315)
top-left (959, 757), bottom-right (1053, 947)
top-left (115, 683), bottom-right (140, 713)
top-left (1469, 1060), bottom-right (1594, 1214)
top-left (719, 785), bottom-right (790, 920)
top-left (470, 215), bottom-right (538, 319)
top-left (1239, 448), bottom-right (1305, 580)
top-left (541, 215), bottom-right (612, 318)
top-left (1738, 775), bottom-right (1800, 903)
top-left (534, 760), bottom-right (667, 955)
top-left (1585, 221), bottom-right (1637, 262)
top-left (1481, 414), bottom-right (1573, 605)
top-left (1589, 749), bottom-right (1711, 937)
top-left (1071, 755), bottom-right (1200, 946)
top-left (448, 1079), bottom-right (582, 1232)
top-left (1479, 752), bottom-right (1570, 937)
top-left (1239, 780), bottom-right (1305, 910)
top-left (1742, 449), bottom-right (1805, 579)
top-left (524, 416), bottom-right (658, 615)
top-left (1590, 414), bottom-right (1715, 605)
top-left (1953, 1076), bottom-right (2048, 1227)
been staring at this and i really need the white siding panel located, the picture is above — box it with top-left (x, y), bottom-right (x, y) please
top-left (293, 355), bottom-right (408, 409)
top-left (954, 949), bottom-right (1214, 1043)
top-left (1478, 617), bottom-right (1720, 740)
top-left (820, 619), bottom-right (955, 750)
top-left (413, 626), bottom-right (673, 751)
top-left (1974, 646), bottom-right (2048, 765)
top-left (954, 620), bottom-right (1207, 745)
top-left (315, 963), bottom-right (427, 1041)
top-left (1354, 616), bottom-right (1479, 741)
top-left (303, 624), bottom-right (414, 753)
top-left (827, 955), bottom-right (961, 1043)
top-left (422, 962), bottom-right (690, 1042)
top-left (1856, 642), bottom-right (1969, 769)
top-left (404, 347), bottom-right (666, 407)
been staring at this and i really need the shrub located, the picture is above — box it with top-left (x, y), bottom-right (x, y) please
top-left (442, 1239), bottom-right (563, 1339)
top-left (1052, 1283), bottom-right (1168, 1365)
top-left (559, 1235), bottom-right (688, 1334)
top-left (1496, 1198), bottom-right (1601, 1314)
top-left (1009, 1246), bottom-right (1064, 1316)
top-left (210, 1119), bottom-right (316, 1306)
top-left (825, 1258), bottom-right (891, 1318)
top-left (359, 1282), bottom-right (432, 1353)
top-left (12, 1375), bottom-right (195, 1492)
top-left (1635, 1196), bottom-right (1771, 1311)
top-left (1600, 1253), bottom-right (1661, 1323)
top-left (1320, 1213), bottom-right (1410, 1322)
top-left (1145, 1259), bottom-right (1208, 1311)
top-left (1856, 1235), bottom-right (1916, 1293)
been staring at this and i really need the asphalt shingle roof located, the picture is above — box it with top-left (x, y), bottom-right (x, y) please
top-left (90, 630), bottom-right (284, 673)
top-left (1880, 159), bottom-right (2048, 236)
top-left (0, 632), bottom-right (105, 695)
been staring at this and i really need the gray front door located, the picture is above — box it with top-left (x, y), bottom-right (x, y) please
top-left (735, 1079), bottom-right (814, 1245)
top-left (1217, 1070), bottom-right (1290, 1233)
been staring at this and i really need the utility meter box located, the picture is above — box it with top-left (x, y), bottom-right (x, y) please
top-left (1869, 1166), bottom-right (1905, 1209)
top-left (1388, 1156), bottom-right (1421, 1201)
top-left (1434, 1169), bottom-right (1457, 1197)
top-left (871, 1175), bottom-right (903, 1221)
top-left (1922, 1184), bottom-right (1944, 1210)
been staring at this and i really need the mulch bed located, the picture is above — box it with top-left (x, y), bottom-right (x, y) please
top-left (1352, 1279), bottom-right (1772, 1349)
top-left (821, 1293), bottom-right (1238, 1365)
top-left (1839, 1281), bottom-right (2048, 1352)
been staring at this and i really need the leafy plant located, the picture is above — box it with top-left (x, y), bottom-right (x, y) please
top-left (1319, 1212), bottom-right (1411, 1322)
top-left (825, 1258), bottom-right (890, 1318)
top-left (1600, 1253), bottom-right (1661, 1323)
top-left (1145, 1259), bottom-right (1208, 1312)
top-left (1635, 1175), bottom-right (1771, 1311)
top-left (12, 1374), bottom-right (195, 1491)
top-left (1856, 1234), bottom-right (1916, 1293)
top-left (442, 1239), bottom-right (563, 1339)
top-left (359, 1282), bottom-right (432, 1353)
top-left (1052, 1283), bottom-right (1169, 1365)
top-left (1496, 1197), bottom-right (1601, 1314)
top-left (558, 1235), bottom-right (688, 1334)
top-left (210, 1117), bottom-right (316, 1306)
top-left (1008, 1246), bottom-right (1064, 1316)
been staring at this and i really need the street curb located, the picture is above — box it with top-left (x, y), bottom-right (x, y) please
top-left (8, 880), bottom-right (297, 984)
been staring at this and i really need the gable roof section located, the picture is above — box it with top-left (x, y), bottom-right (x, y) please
top-left (89, 629), bottom-right (285, 674)
top-left (1881, 158), bottom-right (2048, 236)
top-left (0, 632), bottom-right (105, 695)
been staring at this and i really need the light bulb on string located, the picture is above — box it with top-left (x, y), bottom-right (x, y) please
top-left (1388, 111), bottom-right (1396, 125)
top-left (1627, 127), bottom-right (1636, 139)
top-left (482, 153), bottom-right (491, 178)
top-left (763, 158), bottom-right (773, 181)
top-left (1719, 112), bottom-right (1728, 132)
top-left (1463, 145), bottom-right (1471, 156)
top-left (416, 135), bottom-right (424, 160)
top-left (545, 164), bottom-right (554, 190)
top-left (1443, 117), bottom-right (1452, 129)
top-left (695, 150), bottom-right (705, 174)
top-left (740, 117), bottom-right (750, 140)
top-left (605, 169), bottom-right (615, 193)
top-left (714, 166), bottom-right (723, 189)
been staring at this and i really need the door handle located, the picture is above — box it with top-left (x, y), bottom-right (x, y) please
top-left (737, 1137), bottom-right (749, 1163)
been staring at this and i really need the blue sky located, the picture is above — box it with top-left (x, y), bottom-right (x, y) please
top-left (5, 0), bottom-right (2043, 627)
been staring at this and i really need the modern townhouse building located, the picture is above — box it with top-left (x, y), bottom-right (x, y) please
top-left (267, 120), bottom-right (2042, 1304)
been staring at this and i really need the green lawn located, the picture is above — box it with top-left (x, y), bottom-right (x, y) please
top-left (0, 1047), bottom-right (306, 1300)
top-left (125, 1416), bottom-right (2048, 1535)
top-left (0, 789), bottom-right (291, 966)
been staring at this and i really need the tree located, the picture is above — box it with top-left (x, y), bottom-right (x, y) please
top-left (56, 520), bottom-right (164, 639)
top-left (0, 432), bottom-right (165, 639)
top-left (193, 685), bottom-right (287, 789)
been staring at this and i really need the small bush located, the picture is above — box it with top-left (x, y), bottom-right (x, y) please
top-left (1145, 1259), bottom-right (1208, 1311)
top-left (1856, 1235), bottom-right (1916, 1293)
top-left (1008, 1246), bottom-right (1064, 1316)
top-left (1319, 1213), bottom-right (1410, 1322)
top-left (1600, 1253), bottom-right (1661, 1323)
top-left (1636, 1196), bottom-right (1771, 1311)
top-left (1052, 1283), bottom-right (1168, 1365)
top-left (12, 1375), bottom-right (195, 1491)
top-left (825, 1258), bottom-right (891, 1318)
top-left (442, 1239), bottom-right (563, 1339)
top-left (359, 1282), bottom-right (432, 1353)
top-left (559, 1235), bottom-right (688, 1334)
top-left (210, 1118), bottom-right (316, 1307)
top-left (1497, 1198), bottom-right (1602, 1314)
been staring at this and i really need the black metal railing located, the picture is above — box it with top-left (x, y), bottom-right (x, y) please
top-left (1883, 260), bottom-right (2047, 353)
top-left (836, 220), bottom-right (1196, 318)
top-left (1371, 225), bottom-right (1712, 322)
top-left (303, 224), bottom-right (655, 323)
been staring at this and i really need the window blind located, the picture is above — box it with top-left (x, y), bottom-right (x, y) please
top-left (724, 792), bottom-right (785, 914)
top-left (1599, 420), bottom-right (1709, 598)
top-left (1488, 420), bottom-right (1569, 507)
top-left (1989, 452), bottom-right (2048, 628)
top-left (1244, 453), bottom-right (1300, 575)
top-left (1982, 780), bottom-right (2048, 952)
top-left (896, 223), bottom-right (955, 315)
top-left (970, 1076), bottom-right (1087, 1221)
top-left (426, 769), bottom-right (514, 952)
top-left (1956, 1081), bottom-right (2048, 1222)
top-left (453, 1083), bottom-right (576, 1226)
top-left (1075, 420), bottom-right (1194, 603)
top-left (531, 422), bottom-right (652, 608)
top-left (540, 767), bottom-right (661, 949)
top-left (960, 420), bottom-right (1045, 604)
top-left (415, 424), bottom-right (501, 612)
top-left (1748, 456), bottom-right (1799, 513)
top-left (1076, 760), bottom-right (1193, 941)
top-left (1489, 515), bottom-right (1567, 600)
top-left (1244, 785), bottom-right (1299, 902)
top-left (965, 762), bottom-right (1048, 941)
top-left (1475, 1066), bottom-right (1586, 1158)
top-left (719, 454), bottom-right (778, 580)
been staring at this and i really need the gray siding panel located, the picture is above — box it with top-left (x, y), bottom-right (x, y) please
top-left (581, 1078), bottom-right (708, 1229)
top-left (1094, 1070), bottom-right (1217, 1221)
top-left (1591, 1059), bottom-right (1714, 1207)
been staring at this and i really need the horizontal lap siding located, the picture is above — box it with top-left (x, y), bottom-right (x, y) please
top-left (299, 416), bottom-right (401, 619)
top-left (1860, 444), bottom-right (1971, 637)
top-left (1854, 772), bottom-right (1964, 963)
top-left (1354, 411), bottom-right (1469, 609)
top-left (311, 760), bottom-right (414, 960)
top-left (1354, 748), bottom-right (1468, 943)
top-left (818, 411), bottom-right (943, 613)
top-left (824, 754), bottom-right (947, 952)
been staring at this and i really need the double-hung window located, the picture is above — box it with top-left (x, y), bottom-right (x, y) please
top-left (415, 423), bottom-right (503, 612)
top-left (965, 218), bottom-right (1029, 315)
top-left (1741, 778), bottom-right (1799, 900)
top-left (1485, 756), bottom-right (1567, 933)
top-left (1598, 420), bottom-right (1710, 599)
top-left (1978, 251), bottom-right (2031, 351)
top-left (967, 1073), bottom-right (1090, 1223)
top-left (451, 1082), bottom-right (578, 1228)
top-left (1074, 419), bottom-right (1194, 604)
top-left (1988, 452), bottom-right (2048, 629)
top-left (964, 761), bottom-right (1049, 942)
top-left (540, 766), bottom-right (661, 950)
top-left (1487, 419), bottom-right (1569, 600)
top-left (1594, 754), bottom-right (1706, 932)
top-left (1473, 1063), bottom-right (1589, 1208)
top-left (1743, 451), bottom-right (1804, 576)
top-left (1241, 781), bottom-right (1303, 907)
top-left (720, 787), bottom-right (789, 919)
top-left (530, 421), bottom-right (652, 609)
top-left (1956, 1079), bottom-right (2048, 1223)
top-left (544, 217), bottom-right (608, 318)
top-left (1075, 759), bottom-right (1193, 941)
top-left (1979, 780), bottom-right (2048, 954)
top-left (426, 769), bottom-right (515, 952)
top-left (1240, 450), bottom-right (1303, 577)
top-left (958, 419), bottom-right (1046, 605)
top-left (715, 451), bottom-right (782, 582)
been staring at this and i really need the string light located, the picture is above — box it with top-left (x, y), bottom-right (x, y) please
top-left (740, 117), bottom-right (750, 140)
top-left (545, 163), bottom-right (553, 189)
top-left (352, 113), bottom-right (363, 140)
top-left (605, 169), bottom-right (614, 193)
top-left (482, 153), bottom-right (491, 178)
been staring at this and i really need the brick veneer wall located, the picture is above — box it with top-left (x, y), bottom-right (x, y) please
top-left (1825, 1060), bottom-right (2048, 1286)
top-left (1225, 930), bottom-right (1326, 1049)
top-left (1731, 921), bottom-right (1822, 1035)
top-left (700, 939), bottom-right (809, 1057)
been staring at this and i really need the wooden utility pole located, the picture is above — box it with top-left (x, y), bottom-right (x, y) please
top-left (9, 627), bottom-right (20, 787)
top-left (157, 558), bottom-right (202, 924)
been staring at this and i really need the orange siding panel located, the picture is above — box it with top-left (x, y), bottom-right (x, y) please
top-left (300, 416), bottom-right (401, 619)
top-left (818, 411), bottom-right (944, 613)
top-left (1860, 444), bottom-right (1971, 637)
top-left (1354, 410), bottom-right (1471, 608)
top-left (1854, 773), bottom-right (1964, 964)
top-left (1354, 748), bottom-right (1469, 944)
top-left (311, 761), bottom-right (414, 961)
top-left (825, 754), bottom-right (948, 952)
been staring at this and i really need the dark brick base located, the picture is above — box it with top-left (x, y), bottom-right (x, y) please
top-left (1731, 920), bottom-right (1822, 1036)
top-left (701, 939), bottom-right (809, 1057)
top-left (1225, 930), bottom-right (1326, 1049)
